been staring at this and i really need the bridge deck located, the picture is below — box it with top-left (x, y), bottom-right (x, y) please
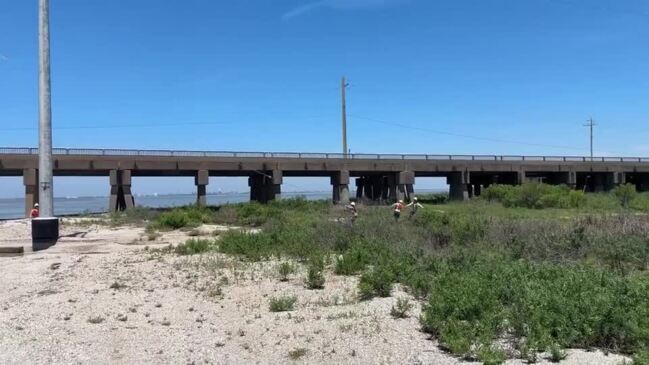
top-left (2, 147), bottom-right (649, 177)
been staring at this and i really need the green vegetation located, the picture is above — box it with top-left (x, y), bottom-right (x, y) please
top-left (278, 261), bottom-right (296, 282)
top-left (288, 348), bottom-right (308, 360)
top-left (614, 183), bottom-right (638, 208)
top-left (109, 192), bottom-right (648, 361)
top-left (482, 183), bottom-right (587, 209)
top-left (305, 262), bottom-right (325, 289)
top-left (269, 295), bottom-right (297, 312)
top-left (390, 297), bottom-right (413, 319)
top-left (175, 238), bottom-right (214, 255)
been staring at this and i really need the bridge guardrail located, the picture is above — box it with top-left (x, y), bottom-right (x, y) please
top-left (1, 147), bottom-right (648, 163)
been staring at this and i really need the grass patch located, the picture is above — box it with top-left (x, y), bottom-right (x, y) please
top-left (278, 261), bottom-right (296, 282)
top-left (288, 348), bottom-right (307, 360)
top-left (175, 238), bottom-right (214, 255)
top-left (269, 295), bottom-right (297, 312)
top-left (390, 297), bottom-right (413, 319)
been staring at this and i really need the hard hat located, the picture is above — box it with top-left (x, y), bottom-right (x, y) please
top-left (398, 200), bottom-right (404, 204)
top-left (413, 197), bottom-right (418, 201)
top-left (34, 203), bottom-right (39, 207)
top-left (350, 202), bottom-right (356, 206)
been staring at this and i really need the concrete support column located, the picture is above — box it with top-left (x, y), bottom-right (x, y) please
top-left (331, 171), bottom-right (350, 204)
top-left (23, 168), bottom-right (39, 218)
top-left (448, 171), bottom-right (469, 201)
top-left (195, 170), bottom-right (209, 206)
top-left (398, 171), bottom-right (415, 201)
top-left (270, 170), bottom-right (282, 201)
top-left (516, 170), bottom-right (525, 185)
top-left (249, 175), bottom-right (261, 202)
top-left (109, 170), bottom-right (134, 212)
top-left (568, 171), bottom-right (577, 188)
top-left (249, 171), bottom-right (282, 203)
top-left (609, 172), bottom-right (623, 187)
top-left (355, 178), bottom-right (364, 200)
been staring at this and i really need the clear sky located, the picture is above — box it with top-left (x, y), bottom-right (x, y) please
top-left (1, 0), bottom-right (649, 197)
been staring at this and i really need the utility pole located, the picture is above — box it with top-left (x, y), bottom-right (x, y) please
top-left (341, 76), bottom-right (349, 157)
top-left (33, 0), bottom-right (59, 249)
top-left (38, 0), bottom-right (54, 217)
top-left (584, 117), bottom-right (596, 161)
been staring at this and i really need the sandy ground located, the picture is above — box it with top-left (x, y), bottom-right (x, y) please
top-left (0, 218), bottom-right (632, 365)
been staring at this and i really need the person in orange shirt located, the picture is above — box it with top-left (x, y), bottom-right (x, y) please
top-left (30, 203), bottom-right (39, 218)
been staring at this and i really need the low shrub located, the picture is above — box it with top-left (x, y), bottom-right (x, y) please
top-left (358, 266), bottom-right (395, 300)
top-left (334, 248), bottom-right (370, 275)
top-left (278, 262), bottom-right (296, 281)
top-left (175, 238), bottom-right (213, 255)
top-left (482, 183), bottom-right (586, 209)
top-left (420, 258), bottom-right (649, 359)
top-left (157, 210), bottom-right (190, 229)
top-left (614, 183), bottom-right (638, 208)
top-left (269, 295), bottom-right (296, 312)
top-left (305, 264), bottom-right (325, 289)
top-left (390, 297), bottom-right (413, 318)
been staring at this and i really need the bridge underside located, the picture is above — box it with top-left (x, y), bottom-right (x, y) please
top-left (4, 152), bottom-right (649, 217)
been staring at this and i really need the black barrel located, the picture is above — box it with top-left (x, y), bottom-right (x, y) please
top-left (32, 217), bottom-right (59, 251)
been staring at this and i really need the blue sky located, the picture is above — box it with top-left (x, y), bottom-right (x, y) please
top-left (1, 0), bottom-right (649, 197)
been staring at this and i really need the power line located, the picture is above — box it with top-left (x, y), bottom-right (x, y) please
top-left (348, 114), bottom-right (589, 152)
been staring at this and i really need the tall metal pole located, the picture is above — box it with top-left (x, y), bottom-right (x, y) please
top-left (38, 0), bottom-right (54, 217)
top-left (584, 118), bottom-right (595, 162)
top-left (341, 76), bottom-right (348, 157)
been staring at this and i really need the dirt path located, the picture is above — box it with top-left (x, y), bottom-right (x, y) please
top-left (0, 219), bottom-right (630, 364)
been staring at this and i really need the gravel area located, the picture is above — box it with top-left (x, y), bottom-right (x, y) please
top-left (0, 218), bottom-right (632, 364)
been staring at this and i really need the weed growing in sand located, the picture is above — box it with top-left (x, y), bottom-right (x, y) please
top-left (548, 343), bottom-right (567, 362)
top-left (269, 295), bottom-right (296, 312)
top-left (87, 316), bottom-right (105, 324)
top-left (109, 281), bottom-right (127, 290)
top-left (288, 348), bottom-right (307, 360)
top-left (175, 238), bottom-right (214, 255)
top-left (390, 297), bottom-right (413, 319)
top-left (305, 264), bottom-right (325, 289)
top-left (278, 262), bottom-right (296, 282)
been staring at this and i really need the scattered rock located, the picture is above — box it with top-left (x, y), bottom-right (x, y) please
top-left (116, 314), bottom-right (128, 322)
top-left (49, 263), bottom-right (61, 270)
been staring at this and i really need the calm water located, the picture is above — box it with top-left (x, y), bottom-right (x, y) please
top-left (0, 192), bottom-right (332, 220)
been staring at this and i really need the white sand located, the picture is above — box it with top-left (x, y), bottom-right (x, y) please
top-left (0, 218), bottom-right (631, 364)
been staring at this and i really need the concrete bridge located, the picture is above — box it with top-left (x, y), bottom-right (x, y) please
top-left (3, 147), bottom-right (649, 217)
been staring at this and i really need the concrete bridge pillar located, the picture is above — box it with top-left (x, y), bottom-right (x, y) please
top-left (448, 171), bottom-right (469, 201)
top-left (195, 170), bottom-right (209, 206)
top-left (23, 168), bottom-right (39, 218)
top-left (398, 171), bottom-right (415, 201)
top-left (109, 170), bottom-right (134, 212)
top-left (331, 171), bottom-right (350, 204)
top-left (356, 177), bottom-right (371, 200)
top-left (249, 171), bottom-right (282, 203)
